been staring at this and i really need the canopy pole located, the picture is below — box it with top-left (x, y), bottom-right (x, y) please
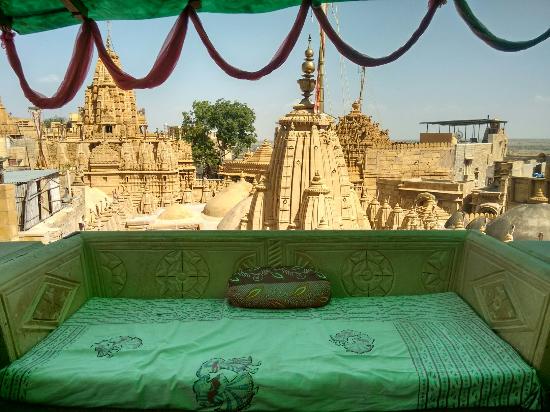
top-left (60, 0), bottom-right (88, 20)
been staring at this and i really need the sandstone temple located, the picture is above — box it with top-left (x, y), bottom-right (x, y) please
top-left (44, 37), bottom-right (196, 212)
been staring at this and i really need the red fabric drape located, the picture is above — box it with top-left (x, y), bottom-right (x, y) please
top-left (313, 0), bottom-right (445, 67)
top-left (0, 22), bottom-right (94, 109)
top-left (190, 0), bottom-right (310, 80)
top-left (0, 0), bottom-right (446, 109)
top-left (90, 7), bottom-right (190, 90)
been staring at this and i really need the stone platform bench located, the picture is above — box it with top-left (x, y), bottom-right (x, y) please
top-left (0, 230), bottom-right (548, 410)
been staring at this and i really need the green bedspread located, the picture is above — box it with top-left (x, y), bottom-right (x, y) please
top-left (0, 293), bottom-right (541, 411)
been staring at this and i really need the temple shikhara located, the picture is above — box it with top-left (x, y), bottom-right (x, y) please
top-left (230, 42), bottom-right (367, 230)
top-left (50, 36), bottom-right (196, 204)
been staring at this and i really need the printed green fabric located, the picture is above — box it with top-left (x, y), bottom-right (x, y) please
top-left (0, 293), bottom-right (541, 410)
top-left (227, 266), bottom-right (331, 308)
top-left (0, 0), bottom-right (359, 35)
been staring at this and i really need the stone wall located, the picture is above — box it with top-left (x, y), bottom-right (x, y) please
top-left (363, 142), bottom-right (455, 191)
top-left (452, 132), bottom-right (507, 186)
top-left (0, 184), bottom-right (18, 241)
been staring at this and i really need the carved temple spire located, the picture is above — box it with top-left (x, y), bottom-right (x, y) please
top-left (106, 21), bottom-right (113, 51)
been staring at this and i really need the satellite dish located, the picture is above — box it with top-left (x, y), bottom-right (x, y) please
top-left (455, 131), bottom-right (463, 141)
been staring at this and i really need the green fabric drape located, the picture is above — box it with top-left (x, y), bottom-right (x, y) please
top-left (454, 0), bottom-right (550, 52)
top-left (0, 0), bottom-right (360, 35)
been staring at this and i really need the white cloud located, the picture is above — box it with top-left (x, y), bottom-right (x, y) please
top-left (38, 74), bottom-right (61, 83)
top-left (534, 95), bottom-right (550, 104)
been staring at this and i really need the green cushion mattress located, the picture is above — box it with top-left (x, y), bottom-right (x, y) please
top-left (0, 293), bottom-right (541, 411)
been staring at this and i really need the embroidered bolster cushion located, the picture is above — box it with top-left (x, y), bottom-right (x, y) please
top-left (227, 266), bottom-right (331, 309)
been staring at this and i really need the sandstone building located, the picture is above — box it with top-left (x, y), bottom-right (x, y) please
top-left (218, 139), bottom-right (273, 182)
top-left (336, 106), bottom-right (509, 215)
top-left (39, 37), bottom-right (196, 214)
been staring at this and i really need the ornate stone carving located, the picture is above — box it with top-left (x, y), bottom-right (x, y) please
top-left (336, 101), bottom-right (390, 185)
top-left (420, 250), bottom-right (451, 292)
top-left (89, 143), bottom-right (119, 165)
top-left (239, 43), bottom-right (368, 231)
top-left (98, 252), bottom-right (127, 296)
top-left (342, 250), bottom-right (394, 296)
top-left (23, 274), bottom-right (80, 330)
top-left (480, 282), bottom-right (518, 322)
top-left (32, 284), bottom-right (72, 321)
top-left (155, 250), bottom-right (209, 298)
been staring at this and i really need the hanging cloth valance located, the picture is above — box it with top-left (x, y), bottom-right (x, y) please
top-left (90, 7), bottom-right (190, 90)
top-left (312, 0), bottom-right (445, 67)
top-left (189, 0), bottom-right (309, 80)
top-left (0, 22), bottom-right (94, 109)
top-left (454, 0), bottom-right (550, 52)
top-left (1, 0), bottom-right (549, 109)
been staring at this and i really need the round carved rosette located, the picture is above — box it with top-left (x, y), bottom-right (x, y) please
top-left (155, 250), bottom-right (210, 298)
top-left (342, 250), bottom-right (394, 296)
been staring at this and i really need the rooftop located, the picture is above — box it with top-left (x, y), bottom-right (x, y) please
top-left (420, 118), bottom-right (507, 127)
top-left (2, 169), bottom-right (59, 184)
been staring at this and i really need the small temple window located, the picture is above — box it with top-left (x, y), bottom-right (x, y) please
top-left (105, 125), bottom-right (113, 133)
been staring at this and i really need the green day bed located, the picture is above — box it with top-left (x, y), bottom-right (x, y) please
top-left (0, 294), bottom-right (542, 411)
top-left (0, 231), bottom-right (549, 411)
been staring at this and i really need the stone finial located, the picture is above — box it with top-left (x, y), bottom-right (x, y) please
top-left (106, 21), bottom-right (113, 50)
top-left (240, 213), bottom-right (249, 230)
top-left (479, 217), bottom-right (488, 234)
top-left (391, 203), bottom-right (404, 230)
top-left (405, 209), bottom-right (419, 230)
top-left (504, 225), bottom-right (515, 243)
top-left (529, 184), bottom-right (548, 203)
top-left (378, 199), bottom-right (392, 229)
top-left (317, 217), bottom-right (329, 230)
top-left (367, 197), bottom-right (380, 225)
top-left (296, 35), bottom-right (316, 109)
top-left (454, 213), bottom-right (465, 230)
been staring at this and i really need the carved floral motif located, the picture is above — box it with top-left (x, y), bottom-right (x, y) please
top-left (421, 250), bottom-right (451, 292)
top-left (155, 250), bottom-right (210, 298)
top-left (342, 250), bottom-right (394, 296)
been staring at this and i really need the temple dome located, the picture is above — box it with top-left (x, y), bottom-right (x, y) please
top-left (158, 204), bottom-right (195, 220)
top-left (203, 180), bottom-right (252, 218)
top-left (486, 203), bottom-right (550, 241)
top-left (217, 196), bottom-right (253, 230)
top-left (445, 210), bottom-right (464, 229)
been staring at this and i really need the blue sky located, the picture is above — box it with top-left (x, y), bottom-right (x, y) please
top-left (0, 0), bottom-right (549, 141)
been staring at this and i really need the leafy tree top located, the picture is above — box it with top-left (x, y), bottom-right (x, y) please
top-left (182, 99), bottom-right (257, 177)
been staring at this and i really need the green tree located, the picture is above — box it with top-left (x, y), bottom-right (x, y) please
top-left (181, 99), bottom-right (257, 177)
